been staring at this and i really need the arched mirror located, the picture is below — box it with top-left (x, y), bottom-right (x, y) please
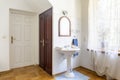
top-left (58, 16), bottom-right (71, 37)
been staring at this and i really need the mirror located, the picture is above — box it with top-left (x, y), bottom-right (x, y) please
top-left (58, 16), bottom-right (71, 37)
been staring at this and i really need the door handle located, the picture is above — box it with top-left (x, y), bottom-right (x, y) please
top-left (11, 36), bottom-right (16, 44)
top-left (11, 36), bottom-right (13, 44)
top-left (40, 39), bottom-right (44, 46)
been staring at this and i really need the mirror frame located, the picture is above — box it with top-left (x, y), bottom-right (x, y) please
top-left (58, 16), bottom-right (71, 37)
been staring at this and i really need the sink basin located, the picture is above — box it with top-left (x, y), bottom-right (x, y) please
top-left (60, 47), bottom-right (80, 52)
top-left (56, 47), bottom-right (80, 54)
top-left (56, 46), bottom-right (80, 78)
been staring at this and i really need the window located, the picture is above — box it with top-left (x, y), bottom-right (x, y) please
top-left (88, 0), bottom-right (120, 51)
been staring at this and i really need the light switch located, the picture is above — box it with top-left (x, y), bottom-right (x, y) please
top-left (2, 36), bottom-right (6, 39)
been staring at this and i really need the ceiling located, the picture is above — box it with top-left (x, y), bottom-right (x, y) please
top-left (25, 0), bottom-right (52, 13)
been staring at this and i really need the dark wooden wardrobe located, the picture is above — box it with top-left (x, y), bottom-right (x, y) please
top-left (39, 8), bottom-right (52, 75)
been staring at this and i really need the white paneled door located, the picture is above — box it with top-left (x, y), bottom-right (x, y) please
top-left (10, 11), bottom-right (35, 68)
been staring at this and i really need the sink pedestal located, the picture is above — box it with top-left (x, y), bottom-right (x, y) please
top-left (65, 53), bottom-right (74, 77)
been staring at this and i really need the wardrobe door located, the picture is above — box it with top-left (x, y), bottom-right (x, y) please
top-left (44, 8), bottom-right (52, 74)
top-left (39, 14), bottom-right (45, 69)
top-left (39, 8), bottom-right (52, 75)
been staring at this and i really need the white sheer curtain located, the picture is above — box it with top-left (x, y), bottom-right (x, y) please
top-left (88, 0), bottom-right (120, 79)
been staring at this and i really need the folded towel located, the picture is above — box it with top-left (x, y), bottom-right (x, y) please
top-left (72, 38), bottom-right (78, 46)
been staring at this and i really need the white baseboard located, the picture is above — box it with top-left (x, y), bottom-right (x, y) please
top-left (0, 65), bottom-right (10, 72)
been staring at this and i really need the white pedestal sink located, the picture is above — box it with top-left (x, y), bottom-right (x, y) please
top-left (56, 47), bottom-right (80, 78)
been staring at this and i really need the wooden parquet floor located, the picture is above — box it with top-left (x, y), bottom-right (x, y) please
top-left (0, 65), bottom-right (106, 80)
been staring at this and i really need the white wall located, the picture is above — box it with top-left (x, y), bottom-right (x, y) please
top-left (80, 0), bottom-right (94, 70)
top-left (49, 0), bottom-right (81, 75)
top-left (25, 0), bottom-right (52, 14)
top-left (0, 0), bottom-right (52, 72)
